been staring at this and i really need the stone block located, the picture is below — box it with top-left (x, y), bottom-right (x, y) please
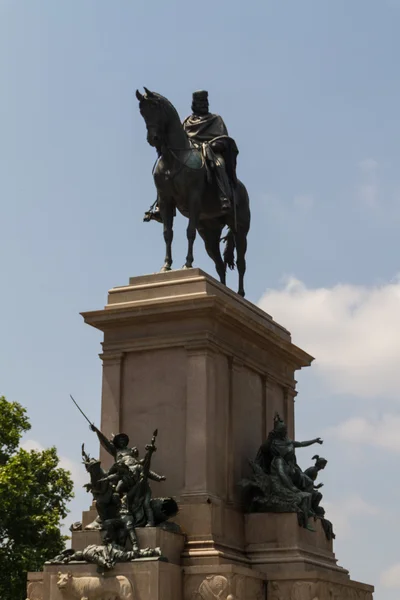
top-left (175, 498), bottom-right (246, 566)
top-left (183, 564), bottom-right (266, 600)
top-left (245, 513), bottom-right (346, 576)
top-left (268, 571), bottom-right (374, 599)
top-left (26, 572), bottom-right (44, 600)
top-left (39, 560), bottom-right (181, 600)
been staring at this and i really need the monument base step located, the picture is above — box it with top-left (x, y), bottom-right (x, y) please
top-left (27, 563), bottom-right (374, 600)
top-left (30, 560), bottom-right (181, 600)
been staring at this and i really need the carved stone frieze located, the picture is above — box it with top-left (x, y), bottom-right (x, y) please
top-left (193, 575), bottom-right (236, 600)
top-left (26, 581), bottom-right (44, 600)
top-left (291, 581), bottom-right (321, 600)
top-left (269, 580), bottom-right (284, 600)
top-left (56, 571), bottom-right (134, 600)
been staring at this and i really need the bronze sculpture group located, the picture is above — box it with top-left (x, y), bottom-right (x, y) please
top-left (137, 88), bottom-right (250, 297)
top-left (48, 406), bottom-right (334, 572)
top-left (240, 413), bottom-right (334, 540)
top-left (48, 419), bottom-right (178, 572)
top-left (49, 411), bottom-right (334, 573)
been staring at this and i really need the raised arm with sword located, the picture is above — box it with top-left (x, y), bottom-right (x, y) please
top-left (70, 395), bottom-right (137, 463)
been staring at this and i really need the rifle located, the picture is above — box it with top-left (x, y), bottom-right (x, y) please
top-left (128, 430), bottom-right (158, 511)
top-left (141, 429), bottom-right (158, 480)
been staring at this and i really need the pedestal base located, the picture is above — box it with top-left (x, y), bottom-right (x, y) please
top-left (27, 271), bottom-right (374, 599)
top-left (245, 513), bottom-right (346, 576)
top-left (268, 572), bottom-right (374, 600)
top-left (39, 560), bottom-right (181, 600)
top-left (176, 497), bottom-right (246, 566)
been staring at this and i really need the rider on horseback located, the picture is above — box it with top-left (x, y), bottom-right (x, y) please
top-left (183, 90), bottom-right (238, 212)
top-left (144, 90), bottom-right (238, 223)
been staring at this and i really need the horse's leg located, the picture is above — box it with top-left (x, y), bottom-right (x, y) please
top-left (159, 197), bottom-right (174, 272)
top-left (183, 191), bottom-right (201, 269)
top-left (198, 224), bottom-right (226, 285)
top-left (231, 181), bottom-right (250, 297)
top-left (235, 227), bottom-right (248, 297)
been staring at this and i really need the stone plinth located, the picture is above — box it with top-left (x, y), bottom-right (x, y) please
top-left (81, 268), bottom-right (313, 563)
top-left (27, 270), bottom-right (373, 599)
top-left (245, 513), bottom-right (346, 576)
top-left (176, 499), bottom-right (246, 566)
top-left (39, 560), bottom-right (181, 600)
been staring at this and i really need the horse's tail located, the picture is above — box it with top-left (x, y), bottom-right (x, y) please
top-left (223, 228), bottom-right (236, 271)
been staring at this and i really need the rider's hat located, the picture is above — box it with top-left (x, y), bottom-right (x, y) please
top-left (112, 433), bottom-right (129, 446)
top-left (192, 90), bottom-right (209, 102)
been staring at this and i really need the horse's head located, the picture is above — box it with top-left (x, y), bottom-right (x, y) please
top-left (136, 87), bottom-right (167, 149)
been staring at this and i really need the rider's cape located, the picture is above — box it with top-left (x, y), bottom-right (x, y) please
top-left (183, 113), bottom-right (239, 186)
top-left (183, 113), bottom-right (228, 141)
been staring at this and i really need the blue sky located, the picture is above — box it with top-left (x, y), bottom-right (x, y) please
top-left (1, 1), bottom-right (400, 596)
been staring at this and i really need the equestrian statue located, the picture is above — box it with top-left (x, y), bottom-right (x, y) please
top-left (137, 88), bottom-right (250, 297)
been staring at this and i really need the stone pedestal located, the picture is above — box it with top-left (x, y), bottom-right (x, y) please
top-left (27, 270), bottom-right (374, 599)
top-left (245, 513), bottom-right (345, 575)
top-left (42, 560), bottom-right (181, 600)
top-left (81, 269), bottom-right (312, 561)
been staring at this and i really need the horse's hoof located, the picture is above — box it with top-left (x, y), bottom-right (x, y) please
top-left (238, 290), bottom-right (245, 298)
top-left (160, 266), bottom-right (172, 273)
top-left (182, 264), bottom-right (193, 270)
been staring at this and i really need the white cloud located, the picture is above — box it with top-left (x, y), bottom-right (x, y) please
top-left (21, 439), bottom-right (85, 485)
top-left (258, 277), bottom-right (400, 399)
top-left (328, 415), bottom-right (400, 453)
top-left (381, 563), bottom-right (400, 589)
top-left (324, 495), bottom-right (379, 540)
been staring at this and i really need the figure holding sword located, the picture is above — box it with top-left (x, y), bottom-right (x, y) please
top-left (70, 394), bottom-right (140, 465)
top-left (70, 395), bottom-right (166, 527)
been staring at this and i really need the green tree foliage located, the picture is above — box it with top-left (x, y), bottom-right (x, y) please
top-left (0, 396), bottom-right (74, 600)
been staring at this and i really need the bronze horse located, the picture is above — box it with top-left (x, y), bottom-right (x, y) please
top-left (136, 88), bottom-right (250, 297)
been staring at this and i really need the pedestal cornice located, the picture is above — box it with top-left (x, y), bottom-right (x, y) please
top-left (82, 269), bottom-right (314, 374)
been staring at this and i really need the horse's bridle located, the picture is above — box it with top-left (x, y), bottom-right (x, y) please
top-left (143, 97), bottom-right (205, 177)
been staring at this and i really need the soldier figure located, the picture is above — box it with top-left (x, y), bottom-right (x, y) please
top-left (91, 425), bottom-right (166, 527)
top-left (90, 425), bottom-right (138, 465)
